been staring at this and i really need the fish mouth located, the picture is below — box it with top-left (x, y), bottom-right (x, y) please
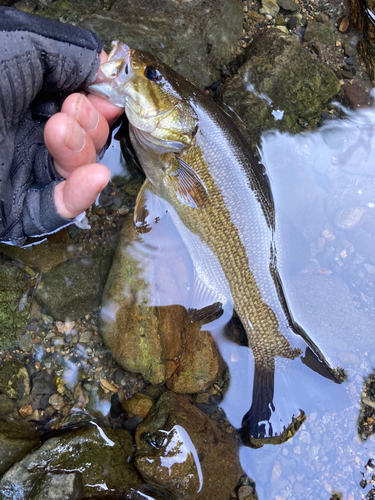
top-left (88, 41), bottom-right (131, 107)
top-left (97, 40), bottom-right (131, 84)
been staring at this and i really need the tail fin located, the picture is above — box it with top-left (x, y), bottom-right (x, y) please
top-left (241, 361), bottom-right (275, 443)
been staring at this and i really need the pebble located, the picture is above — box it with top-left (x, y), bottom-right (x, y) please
top-left (334, 206), bottom-right (367, 230)
top-left (343, 84), bottom-right (373, 108)
top-left (271, 460), bottom-right (282, 482)
top-left (238, 485), bottom-right (254, 500)
top-left (18, 333), bottom-right (33, 352)
top-left (277, 0), bottom-right (298, 11)
top-left (337, 351), bottom-right (360, 364)
top-left (79, 331), bottom-right (92, 343)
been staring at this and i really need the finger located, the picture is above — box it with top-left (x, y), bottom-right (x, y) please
top-left (44, 113), bottom-right (96, 179)
top-left (54, 163), bottom-right (111, 219)
top-left (87, 93), bottom-right (123, 127)
top-left (99, 49), bottom-right (108, 65)
top-left (61, 93), bottom-right (109, 153)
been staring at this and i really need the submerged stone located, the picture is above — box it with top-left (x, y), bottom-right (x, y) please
top-left (0, 253), bottom-right (32, 350)
top-left (134, 391), bottom-right (243, 500)
top-left (35, 256), bottom-right (106, 320)
top-left (0, 425), bottom-right (142, 498)
top-left (303, 19), bottom-right (335, 46)
top-left (101, 215), bottom-right (221, 391)
top-left (122, 392), bottom-right (154, 419)
top-left (36, 0), bottom-right (243, 89)
top-left (220, 29), bottom-right (340, 147)
top-left (0, 419), bottom-right (40, 475)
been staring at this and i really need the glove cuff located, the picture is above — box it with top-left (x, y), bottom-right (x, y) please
top-left (23, 181), bottom-right (73, 238)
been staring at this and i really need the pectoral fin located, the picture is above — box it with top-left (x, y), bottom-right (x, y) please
top-left (168, 155), bottom-right (209, 209)
top-left (134, 179), bottom-right (168, 230)
top-left (188, 301), bottom-right (223, 325)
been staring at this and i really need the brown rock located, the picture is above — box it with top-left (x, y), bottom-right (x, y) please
top-left (343, 84), bottom-right (373, 109)
top-left (122, 393), bottom-right (154, 419)
top-left (134, 391), bottom-right (243, 500)
top-left (101, 215), bottom-right (221, 391)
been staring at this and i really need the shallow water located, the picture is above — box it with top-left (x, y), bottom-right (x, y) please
top-left (236, 107), bottom-right (375, 499)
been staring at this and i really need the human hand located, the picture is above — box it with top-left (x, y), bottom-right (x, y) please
top-left (0, 8), bottom-right (123, 246)
top-left (45, 53), bottom-right (123, 220)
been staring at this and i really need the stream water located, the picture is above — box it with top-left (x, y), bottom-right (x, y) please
top-left (99, 104), bottom-right (375, 499)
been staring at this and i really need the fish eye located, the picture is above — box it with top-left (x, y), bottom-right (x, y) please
top-left (144, 66), bottom-right (162, 81)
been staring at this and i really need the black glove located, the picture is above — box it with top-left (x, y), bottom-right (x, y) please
top-left (0, 7), bottom-right (103, 246)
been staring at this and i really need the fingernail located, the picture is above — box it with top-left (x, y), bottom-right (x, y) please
top-left (76, 95), bottom-right (99, 132)
top-left (65, 115), bottom-right (85, 152)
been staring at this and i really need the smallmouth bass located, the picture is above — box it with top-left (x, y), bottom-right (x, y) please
top-left (89, 41), bottom-right (342, 443)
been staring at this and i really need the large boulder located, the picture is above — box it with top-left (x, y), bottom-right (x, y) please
top-left (0, 426), bottom-right (142, 499)
top-left (0, 420), bottom-right (40, 475)
top-left (220, 29), bottom-right (341, 147)
top-left (36, 0), bottom-right (243, 89)
top-left (134, 391), bottom-right (243, 500)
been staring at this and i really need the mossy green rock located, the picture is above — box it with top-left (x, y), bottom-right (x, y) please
top-left (303, 19), bottom-right (335, 46)
top-left (0, 360), bottom-right (30, 400)
top-left (35, 0), bottom-right (102, 25)
top-left (0, 254), bottom-right (31, 350)
top-left (220, 29), bottom-right (341, 147)
top-left (35, 256), bottom-right (108, 321)
top-left (0, 419), bottom-right (40, 475)
top-left (0, 426), bottom-right (142, 498)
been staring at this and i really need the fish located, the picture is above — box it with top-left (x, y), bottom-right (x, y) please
top-left (89, 40), bottom-right (343, 444)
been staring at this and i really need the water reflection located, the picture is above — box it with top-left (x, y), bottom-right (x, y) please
top-left (102, 105), bottom-right (375, 497)
top-left (235, 105), bottom-right (375, 498)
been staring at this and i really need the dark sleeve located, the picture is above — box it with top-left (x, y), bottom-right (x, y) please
top-left (0, 7), bottom-right (103, 246)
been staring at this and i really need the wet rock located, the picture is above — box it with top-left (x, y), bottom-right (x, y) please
top-left (65, 0), bottom-right (245, 89)
top-left (0, 420), bottom-right (40, 475)
top-left (304, 19), bottom-right (335, 46)
top-left (343, 84), bottom-right (373, 108)
top-left (220, 29), bottom-right (340, 147)
top-left (0, 254), bottom-right (32, 350)
top-left (28, 472), bottom-right (84, 500)
top-left (277, 0), bottom-right (298, 11)
top-left (122, 392), bottom-right (154, 419)
top-left (166, 325), bottom-right (221, 393)
top-left (349, 0), bottom-right (375, 83)
top-left (35, 256), bottom-right (106, 320)
top-left (0, 425), bottom-right (142, 498)
top-left (18, 332), bottom-right (33, 352)
top-left (0, 360), bottom-right (30, 400)
top-left (260, 0), bottom-right (280, 16)
top-left (134, 391), bottom-right (243, 500)
top-left (30, 371), bottom-right (56, 409)
top-left (0, 394), bottom-right (15, 416)
top-left (0, 229), bottom-right (76, 274)
top-left (102, 216), bottom-right (221, 391)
